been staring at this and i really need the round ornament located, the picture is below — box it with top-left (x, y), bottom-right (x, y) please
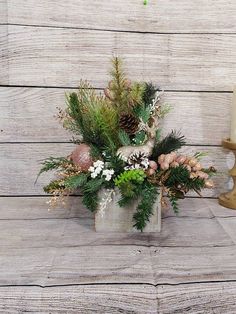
top-left (70, 144), bottom-right (93, 171)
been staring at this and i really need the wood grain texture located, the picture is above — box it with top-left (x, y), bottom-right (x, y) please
top-left (0, 197), bottom-right (234, 248)
top-left (0, 197), bottom-right (227, 220)
top-left (0, 87), bottom-right (231, 144)
top-left (0, 206), bottom-right (233, 248)
top-left (1, 282), bottom-right (236, 314)
top-left (1, 245), bottom-right (236, 286)
top-left (0, 0), bottom-right (7, 24)
top-left (0, 143), bottom-right (232, 196)
top-left (0, 25), bottom-right (8, 84)
top-left (1, 25), bottom-right (236, 90)
top-left (0, 285), bottom-right (158, 314)
top-left (6, 0), bottom-right (236, 33)
top-left (158, 282), bottom-right (236, 314)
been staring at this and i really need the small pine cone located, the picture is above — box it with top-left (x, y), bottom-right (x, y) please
top-left (119, 113), bottom-right (139, 134)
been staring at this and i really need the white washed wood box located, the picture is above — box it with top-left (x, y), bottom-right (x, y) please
top-left (95, 188), bottom-right (162, 232)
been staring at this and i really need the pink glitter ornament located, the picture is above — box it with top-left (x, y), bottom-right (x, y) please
top-left (70, 144), bottom-right (93, 172)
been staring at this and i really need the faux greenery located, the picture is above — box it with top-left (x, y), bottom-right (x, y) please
top-left (38, 57), bottom-right (216, 231)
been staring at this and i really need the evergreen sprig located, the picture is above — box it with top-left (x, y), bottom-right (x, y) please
top-left (36, 157), bottom-right (71, 183)
top-left (82, 191), bottom-right (99, 212)
top-left (133, 182), bottom-right (159, 232)
top-left (64, 173), bottom-right (88, 190)
top-left (118, 129), bottom-right (131, 146)
top-left (169, 195), bottom-right (179, 214)
top-left (152, 131), bottom-right (186, 159)
top-left (142, 82), bottom-right (158, 107)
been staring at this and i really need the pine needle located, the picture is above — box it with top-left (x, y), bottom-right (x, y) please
top-left (152, 131), bottom-right (186, 159)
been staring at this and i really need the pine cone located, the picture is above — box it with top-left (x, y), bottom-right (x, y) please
top-left (119, 113), bottom-right (139, 134)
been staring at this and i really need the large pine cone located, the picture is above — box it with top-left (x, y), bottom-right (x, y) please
top-left (119, 113), bottom-right (139, 134)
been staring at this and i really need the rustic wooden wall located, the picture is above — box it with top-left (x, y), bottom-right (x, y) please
top-left (1, 0), bottom-right (236, 199)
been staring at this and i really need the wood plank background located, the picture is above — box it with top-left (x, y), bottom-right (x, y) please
top-left (1, 2), bottom-right (236, 310)
top-left (0, 0), bottom-right (235, 199)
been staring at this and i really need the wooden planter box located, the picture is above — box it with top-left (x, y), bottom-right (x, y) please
top-left (95, 188), bottom-right (162, 232)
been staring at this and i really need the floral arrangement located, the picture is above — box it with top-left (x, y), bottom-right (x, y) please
top-left (38, 57), bottom-right (216, 231)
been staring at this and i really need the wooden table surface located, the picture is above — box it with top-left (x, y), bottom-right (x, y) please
top-left (1, 197), bottom-right (236, 313)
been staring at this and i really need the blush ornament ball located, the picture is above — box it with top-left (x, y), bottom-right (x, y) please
top-left (70, 144), bottom-right (93, 171)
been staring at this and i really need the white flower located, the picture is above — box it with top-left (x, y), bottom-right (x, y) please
top-left (102, 169), bottom-right (115, 181)
top-left (89, 160), bottom-right (105, 178)
top-left (94, 160), bottom-right (104, 168)
top-left (91, 172), bottom-right (98, 179)
top-left (88, 166), bottom-right (94, 172)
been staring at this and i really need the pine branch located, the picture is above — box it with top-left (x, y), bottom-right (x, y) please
top-left (82, 177), bottom-right (104, 194)
top-left (152, 131), bottom-right (186, 159)
top-left (82, 190), bottom-right (99, 212)
top-left (64, 173), bottom-right (88, 190)
top-left (118, 129), bottom-right (131, 146)
top-left (133, 183), bottom-right (159, 232)
top-left (169, 195), bottom-right (179, 214)
top-left (134, 104), bottom-right (150, 123)
top-left (142, 82), bottom-right (159, 107)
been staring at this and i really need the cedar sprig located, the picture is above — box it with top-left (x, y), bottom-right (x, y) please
top-left (36, 157), bottom-right (72, 183)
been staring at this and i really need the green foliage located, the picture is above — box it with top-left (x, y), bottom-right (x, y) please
top-left (118, 129), bottom-right (131, 146)
top-left (134, 104), bottom-right (150, 123)
top-left (165, 165), bottom-right (205, 195)
top-left (64, 173), bottom-right (88, 190)
top-left (63, 82), bottom-right (120, 152)
top-left (133, 183), bottom-right (159, 232)
top-left (142, 82), bottom-right (158, 107)
top-left (82, 177), bottom-right (104, 194)
top-left (108, 57), bottom-right (145, 112)
top-left (89, 144), bottom-right (102, 159)
top-left (115, 169), bottom-right (146, 202)
top-left (152, 131), bottom-right (186, 159)
top-left (115, 169), bottom-right (146, 187)
top-left (165, 166), bottom-right (190, 187)
top-left (36, 157), bottom-right (71, 183)
top-left (81, 177), bottom-right (104, 212)
top-left (129, 82), bottom-right (145, 107)
top-left (159, 104), bottom-right (172, 118)
top-left (155, 129), bottom-right (161, 142)
top-left (118, 192), bottom-right (137, 207)
top-left (82, 190), bottom-right (99, 212)
top-left (169, 195), bottom-right (179, 214)
top-left (105, 154), bottom-right (125, 175)
top-left (133, 131), bottom-right (146, 145)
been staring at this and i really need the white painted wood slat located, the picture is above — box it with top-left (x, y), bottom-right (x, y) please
top-left (1, 283), bottom-right (236, 314)
top-left (1, 26), bottom-right (236, 90)
top-left (0, 87), bottom-right (231, 144)
top-left (5, 0), bottom-right (236, 34)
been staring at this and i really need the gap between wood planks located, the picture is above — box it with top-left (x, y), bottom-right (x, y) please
top-left (0, 84), bottom-right (234, 93)
top-left (1, 278), bottom-right (236, 289)
top-left (1, 22), bottom-right (236, 36)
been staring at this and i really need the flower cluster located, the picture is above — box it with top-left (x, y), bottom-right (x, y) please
top-left (89, 160), bottom-right (114, 181)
